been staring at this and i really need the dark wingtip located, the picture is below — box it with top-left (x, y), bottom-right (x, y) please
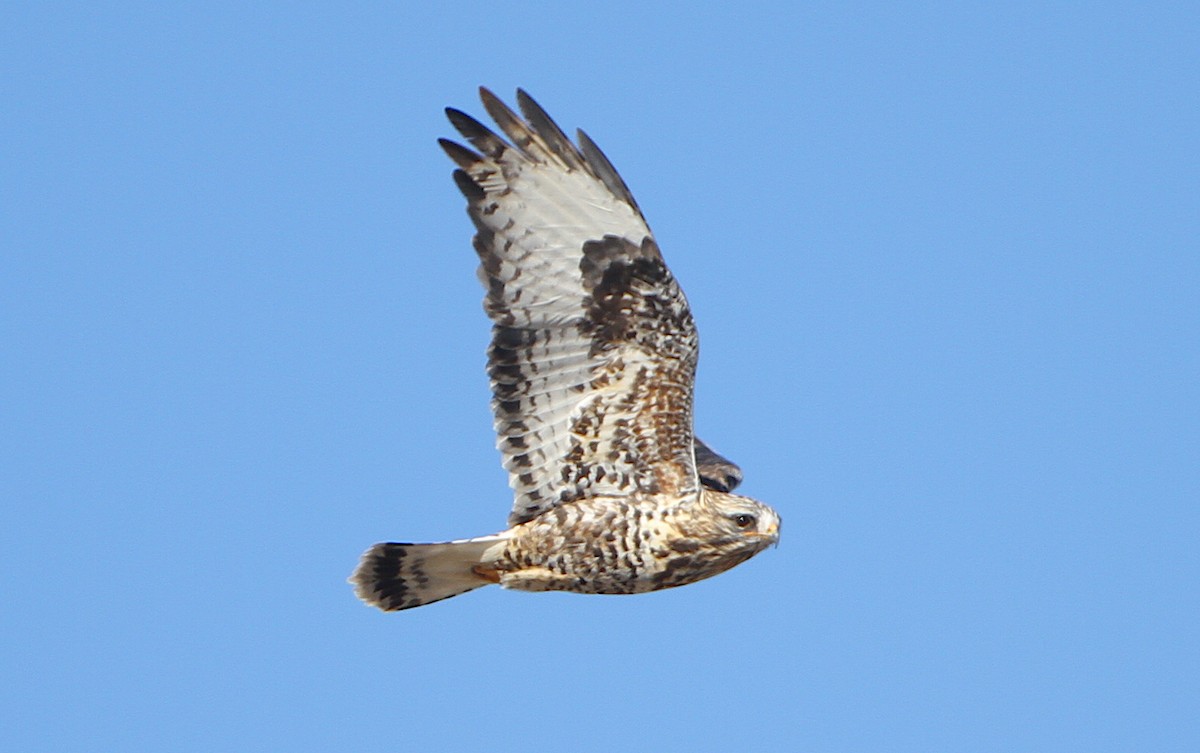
top-left (452, 168), bottom-right (485, 201)
top-left (445, 107), bottom-right (482, 136)
top-left (514, 87), bottom-right (537, 113)
top-left (515, 89), bottom-right (583, 168)
top-left (445, 105), bottom-right (508, 159)
top-left (478, 86), bottom-right (511, 115)
top-left (439, 138), bottom-right (482, 169)
top-left (577, 127), bottom-right (642, 214)
top-left (694, 437), bottom-right (745, 492)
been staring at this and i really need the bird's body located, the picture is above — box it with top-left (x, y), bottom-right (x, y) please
top-left (495, 490), bottom-right (775, 594)
top-left (351, 88), bottom-right (779, 612)
top-left (360, 489), bottom-right (777, 611)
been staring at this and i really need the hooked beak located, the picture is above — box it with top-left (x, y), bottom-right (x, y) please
top-left (754, 521), bottom-right (780, 547)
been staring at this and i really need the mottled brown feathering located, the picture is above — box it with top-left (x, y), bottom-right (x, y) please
top-left (350, 89), bottom-right (779, 611)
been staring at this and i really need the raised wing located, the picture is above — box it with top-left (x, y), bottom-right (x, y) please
top-left (442, 88), bottom-right (701, 526)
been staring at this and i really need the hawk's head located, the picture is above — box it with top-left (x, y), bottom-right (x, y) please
top-left (653, 490), bottom-right (780, 589)
top-left (698, 490), bottom-right (781, 548)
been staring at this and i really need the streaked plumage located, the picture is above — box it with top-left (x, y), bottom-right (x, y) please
top-left (351, 88), bottom-right (779, 611)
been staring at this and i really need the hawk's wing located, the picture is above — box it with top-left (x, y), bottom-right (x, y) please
top-left (693, 437), bottom-right (744, 493)
top-left (442, 88), bottom-right (702, 526)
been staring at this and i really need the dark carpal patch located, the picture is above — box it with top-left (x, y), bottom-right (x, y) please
top-left (579, 235), bottom-right (662, 289)
top-left (579, 236), bottom-right (695, 362)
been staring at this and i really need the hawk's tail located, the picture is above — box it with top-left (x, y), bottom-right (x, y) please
top-left (350, 535), bottom-right (507, 612)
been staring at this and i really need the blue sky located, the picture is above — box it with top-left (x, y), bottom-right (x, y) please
top-left (3, 3), bottom-right (1197, 751)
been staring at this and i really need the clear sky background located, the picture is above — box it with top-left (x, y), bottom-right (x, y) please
top-left (4, 3), bottom-right (1197, 751)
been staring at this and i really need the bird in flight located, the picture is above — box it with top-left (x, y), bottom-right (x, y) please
top-left (351, 88), bottom-right (779, 611)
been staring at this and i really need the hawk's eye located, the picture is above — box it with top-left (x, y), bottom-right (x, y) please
top-left (733, 514), bottom-right (756, 529)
